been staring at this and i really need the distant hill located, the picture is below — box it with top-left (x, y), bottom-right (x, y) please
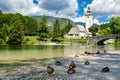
top-left (74, 22), bottom-right (98, 27)
top-left (32, 16), bottom-right (98, 30)
top-left (74, 22), bottom-right (86, 27)
top-left (32, 16), bottom-right (74, 29)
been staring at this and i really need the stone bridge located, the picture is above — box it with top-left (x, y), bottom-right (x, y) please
top-left (88, 34), bottom-right (120, 45)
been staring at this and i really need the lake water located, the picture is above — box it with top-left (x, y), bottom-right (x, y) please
top-left (0, 44), bottom-right (120, 63)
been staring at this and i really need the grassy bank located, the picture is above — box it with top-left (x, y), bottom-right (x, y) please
top-left (22, 36), bottom-right (40, 44)
top-left (22, 36), bottom-right (88, 45)
top-left (63, 38), bottom-right (87, 43)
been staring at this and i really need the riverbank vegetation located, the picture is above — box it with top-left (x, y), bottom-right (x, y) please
top-left (63, 38), bottom-right (87, 43)
top-left (89, 17), bottom-right (120, 44)
top-left (0, 10), bottom-right (73, 45)
top-left (22, 36), bottom-right (87, 45)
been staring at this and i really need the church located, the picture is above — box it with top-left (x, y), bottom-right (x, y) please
top-left (64, 7), bottom-right (93, 38)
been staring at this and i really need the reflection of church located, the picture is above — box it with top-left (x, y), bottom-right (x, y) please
top-left (64, 7), bottom-right (93, 38)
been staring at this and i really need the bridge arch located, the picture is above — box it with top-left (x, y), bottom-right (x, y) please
top-left (97, 38), bottom-right (112, 45)
top-left (89, 34), bottom-right (120, 45)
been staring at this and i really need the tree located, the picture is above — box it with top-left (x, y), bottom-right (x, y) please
top-left (65, 20), bottom-right (73, 33)
top-left (0, 10), bottom-right (2, 14)
top-left (7, 20), bottom-right (24, 45)
top-left (89, 26), bottom-right (98, 36)
top-left (25, 17), bottom-right (38, 36)
top-left (60, 27), bottom-right (65, 38)
top-left (38, 15), bottom-right (50, 41)
top-left (0, 24), bottom-right (8, 44)
top-left (53, 19), bottom-right (61, 38)
top-left (109, 17), bottom-right (120, 34)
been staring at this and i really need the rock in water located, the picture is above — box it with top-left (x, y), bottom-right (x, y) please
top-left (84, 61), bottom-right (90, 65)
top-left (69, 61), bottom-right (76, 68)
top-left (47, 66), bottom-right (54, 74)
top-left (101, 66), bottom-right (110, 73)
top-left (67, 68), bottom-right (75, 74)
top-left (55, 60), bottom-right (62, 66)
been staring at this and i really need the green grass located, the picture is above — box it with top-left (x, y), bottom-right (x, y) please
top-left (23, 36), bottom-right (40, 44)
top-left (63, 38), bottom-right (88, 43)
top-left (23, 36), bottom-right (88, 45)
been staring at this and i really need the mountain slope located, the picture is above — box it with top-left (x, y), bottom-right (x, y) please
top-left (32, 16), bottom-right (74, 27)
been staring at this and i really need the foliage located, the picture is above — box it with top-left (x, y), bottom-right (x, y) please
top-left (23, 36), bottom-right (39, 44)
top-left (109, 17), bottom-right (120, 34)
top-left (98, 17), bottom-right (120, 36)
top-left (24, 17), bottom-right (38, 36)
top-left (65, 20), bottom-right (73, 33)
top-left (115, 39), bottom-right (120, 44)
top-left (59, 20), bottom-right (73, 38)
top-left (7, 20), bottom-right (24, 45)
top-left (0, 24), bottom-right (8, 44)
top-left (38, 15), bottom-right (50, 41)
top-left (89, 25), bottom-right (98, 36)
top-left (0, 11), bottom-right (39, 44)
top-left (53, 19), bottom-right (61, 38)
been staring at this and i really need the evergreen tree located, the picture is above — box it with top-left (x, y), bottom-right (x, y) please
top-left (38, 15), bottom-right (49, 41)
top-left (65, 20), bottom-right (73, 33)
top-left (25, 17), bottom-right (38, 36)
top-left (0, 24), bottom-right (8, 44)
top-left (53, 19), bottom-right (61, 38)
top-left (7, 20), bottom-right (24, 45)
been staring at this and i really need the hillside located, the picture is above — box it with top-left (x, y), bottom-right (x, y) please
top-left (74, 22), bottom-right (86, 27)
top-left (32, 16), bottom-right (74, 27)
top-left (32, 16), bottom-right (98, 30)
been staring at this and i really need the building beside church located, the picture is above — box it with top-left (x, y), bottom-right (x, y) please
top-left (64, 7), bottom-right (93, 38)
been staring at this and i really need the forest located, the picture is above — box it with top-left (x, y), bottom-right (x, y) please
top-left (0, 10), bottom-right (73, 45)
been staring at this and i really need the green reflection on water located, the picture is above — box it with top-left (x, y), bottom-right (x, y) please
top-left (0, 44), bottom-right (120, 63)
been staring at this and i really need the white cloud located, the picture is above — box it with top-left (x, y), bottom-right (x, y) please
top-left (84, 0), bottom-right (120, 19)
top-left (93, 18), bottom-right (101, 25)
top-left (0, 0), bottom-right (40, 15)
top-left (107, 14), bottom-right (120, 19)
top-left (72, 16), bottom-right (105, 25)
top-left (39, 0), bottom-right (70, 11)
top-left (1, 0), bottom-right (119, 24)
top-left (0, 0), bottom-right (78, 18)
top-left (57, 0), bottom-right (78, 18)
top-left (38, 0), bottom-right (78, 18)
top-left (72, 16), bottom-right (85, 23)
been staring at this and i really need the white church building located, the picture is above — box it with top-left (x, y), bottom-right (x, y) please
top-left (64, 7), bottom-right (93, 38)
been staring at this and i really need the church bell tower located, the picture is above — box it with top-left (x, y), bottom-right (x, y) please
top-left (85, 7), bottom-right (93, 33)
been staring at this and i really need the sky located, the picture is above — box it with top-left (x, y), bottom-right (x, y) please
top-left (0, 0), bottom-right (120, 25)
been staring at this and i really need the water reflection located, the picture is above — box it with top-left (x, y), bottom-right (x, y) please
top-left (0, 44), bottom-right (120, 62)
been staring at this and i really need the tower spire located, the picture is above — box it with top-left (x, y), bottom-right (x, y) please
top-left (85, 6), bottom-right (93, 34)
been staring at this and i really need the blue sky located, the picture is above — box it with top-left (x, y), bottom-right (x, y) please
top-left (0, 0), bottom-right (120, 24)
top-left (77, 0), bottom-right (92, 16)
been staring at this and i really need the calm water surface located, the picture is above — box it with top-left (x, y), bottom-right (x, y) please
top-left (0, 44), bottom-right (120, 62)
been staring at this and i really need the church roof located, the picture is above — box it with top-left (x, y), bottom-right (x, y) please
top-left (77, 25), bottom-right (86, 32)
top-left (68, 27), bottom-right (79, 34)
top-left (68, 25), bottom-right (87, 34)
